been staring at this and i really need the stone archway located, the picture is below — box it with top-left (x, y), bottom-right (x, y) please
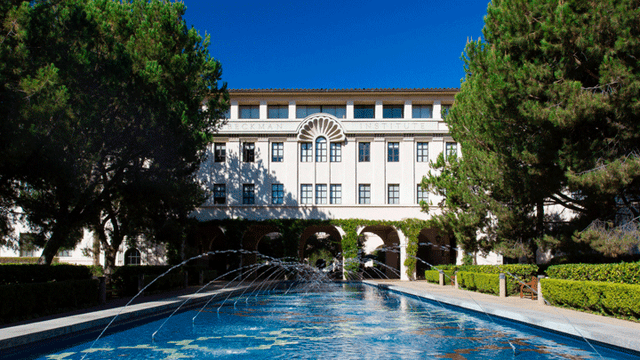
top-left (195, 224), bottom-right (230, 275)
top-left (416, 228), bottom-right (455, 279)
top-left (241, 224), bottom-right (280, 279)
top-left (298, 225), bottom-right (343, 279)
top-left (359, 225), bottom-right (401, 279)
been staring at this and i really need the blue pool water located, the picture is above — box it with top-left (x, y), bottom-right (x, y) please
top-left (32, 283), bottom-right (635, 359)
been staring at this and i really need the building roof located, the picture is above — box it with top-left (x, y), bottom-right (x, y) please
top-left (229, 88), bottom-right (459, 94)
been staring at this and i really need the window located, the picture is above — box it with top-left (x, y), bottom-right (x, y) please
top-left (124, 248), bottom-right (141, 265)
top-left (388, 184), bottom-right (400, 204)
top-left (300, 184), bottom-right (313, 204)
top-left (214, 143), bottom-right (226, 162)
top-left (243, 142), bottom-right (255, 162)
top-left (441, 105), bottom-right (451, 118)
top-left (213, 184), bottom-right (226, 204)
top-left (412, 105), bottom-right (433, 118)
top-left (242, 184), bottom-right (255, 204)
top-left (445, 142), bottom-right (457, 160)
top-left (358, 142), bottom-right (370, 162)
top-left (354, 105), bottom-right (374, 118)
top-left (19, 233), bottom-right (36, 257)
top-left (300, 142), bottom-right (312, 162)
top-left (383, 105), bottom-right (403, 118)
top-left (58, 248), bottom-right (72, 257)
top-left (358, 184), bottom-right (371, 204)
top-left (296, 105), bottom-right (346, 118)
top-left (268, 105), bottom-right (288, 119)
top-left (417, 184), bottom-right (429, 204)
top-left (316, 184), bottom-right (327, 204)
top-left (271, 142), bottom-right (284, 162)
top-left (330, 143), bottom-right (342, 162)
top-left (239, 105), bottom-right (259, 119)
top-left (417, 142), bottom-right (429, 162)
top-left (330, 184), bottom-right (342, 204)
top-left (315, 137), bottom-right (327, 162)
top-left (387, 142), bottom-right (399, 162)
top-left (272, 184), bottom-right (284, 204)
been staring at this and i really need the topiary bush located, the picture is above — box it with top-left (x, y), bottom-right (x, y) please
top-left (542, 278), bottom-right (640, 321)
top-left (457, 271), bottom-right (501, 295)
top-left (545, 262), bottom-right (640, 285)
top-left (424, 269), bottom-right (455, 285)
top-left (0, 264), bottom-right (93, 285)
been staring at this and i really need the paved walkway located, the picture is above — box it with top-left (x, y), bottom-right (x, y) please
top-left (364, 279), bottom-right (640, 355)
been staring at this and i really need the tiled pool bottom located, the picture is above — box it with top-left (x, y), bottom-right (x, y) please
top-left (30, 283), bottom-right (635, 359)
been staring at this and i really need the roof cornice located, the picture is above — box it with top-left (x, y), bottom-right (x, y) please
top-left (229, 88), bottom-right (459, 96)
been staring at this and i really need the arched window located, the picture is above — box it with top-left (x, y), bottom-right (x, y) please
top-left (124, 248), bottom-right (141, 265)
top-left (315, 137), bottom-right (327, 162)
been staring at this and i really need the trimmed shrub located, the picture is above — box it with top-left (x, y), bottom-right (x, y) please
top-left (457, 271), bottom-right (500, 295)
top-left (546, 262), bottom-right (640, 285)
top-left (0, 279), bottom-right (99, 324)
top-left (0, 264), bottom-right (93, 285)
top-left (541, 278), bottom-right (640, 321)
top-left (424, 270), bottom-right (455, 285)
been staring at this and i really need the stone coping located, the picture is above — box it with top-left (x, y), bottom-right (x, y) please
top-left (363, 279), bottom-right (640, 356)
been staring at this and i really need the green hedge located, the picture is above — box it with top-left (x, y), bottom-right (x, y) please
top-left (424, 270), bottom-right (455, 285)
top-left (0, 257), bottom-right (58, 264)
top-left (457, 271), bottom-right (500, 295)
top-left (546, 262), bottom-right (640, 285)
top-left (542, 278), bottom-right (640, 321)
top-left (433, 264), bottom-right (538, 278)
top-left (110, 265), bottom-right (185, 296)
top-left (0, 264), bottom-right (93, 285)
top-left (0, 279), bottom-right (99, 324)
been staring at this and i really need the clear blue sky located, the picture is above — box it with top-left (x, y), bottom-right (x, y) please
top-left (181, 0), bottom-right (489, 90)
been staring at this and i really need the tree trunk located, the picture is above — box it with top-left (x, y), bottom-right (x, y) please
top-left (37, 223), bottom-right (71, 265)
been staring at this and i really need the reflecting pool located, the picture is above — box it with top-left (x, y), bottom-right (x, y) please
top-left (31, 283), bottom-right (635, 359)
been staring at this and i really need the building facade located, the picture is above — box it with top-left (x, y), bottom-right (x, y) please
top-left (193, 88), bottom-right (460, 222)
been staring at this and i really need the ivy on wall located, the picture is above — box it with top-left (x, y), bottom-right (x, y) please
top-left (196, 217), bottom-right (441, 278)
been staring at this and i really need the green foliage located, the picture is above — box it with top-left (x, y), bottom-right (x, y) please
top-left (0, 264), bottom-right (93, 285)
top-left (423, 0), bottom-right (640, 260)
top-left (546, 262), bottom-right (640, 285)
top-left (433, 264), bottom-right (538, 277)
top-left (0, 279), bottom-right (99, 324)
top-left (542, 278), bottom-right (640, 321)
top-left (424, 269), bottom-right (455, 285)
top-left (457, 271), bottom-right (501, 295)
top-left (0, 257), bottom-right (59, 264)
top-left (110, 265), bottom-right (184, 296)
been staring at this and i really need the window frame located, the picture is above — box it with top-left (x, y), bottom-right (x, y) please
top-left (383, 105), bottom-right (403, 118)
top-left (300, 184), bottom-right (313, 204)
top-left (239, 105), bottom-right (259, 119)
top-left (271, 142), bottom-right (284, 162)
top-left (354, 105), bottom-right (375, 119)
top-left (300, 142), bottom-right (313, 162)
top-left (412, 105), bottom-right (433, 118)
top-left (445, 142), bottom-right (457, 160)
top-left (417, 184), bottom-right (429, 204)
top-left (358, 142), bottom-right (370, 162)
top-left (124, 248), bottom-right (141, 265)
top-left (213, 183), bottom-right (226, 204)
top-left (271, 184), bottom-right (284, 204)
top-left (242, 184), bottom-right (255, 204)
top-left (214, 143), bottom-right (226, 163)
top-left (330, 142), bottom-right (342, 162)
top-left (315, 137), bottom-right (327, 162)
top-left (387, 142), bottom-right (399, 162)
top-left (416, 142), bottom-right (429, 162)
top-left (330, 184), bottom-right (342, 204)
top-left (315, 184), bottom-right (327, 204)
top-left (242, 142), bottom-right (255, 163)
top-left (358, 184), bottom-right (371, 204)
top-left (268, 105), bottom-right (288, 119)
top-left (388, 184), bottom-right (400, 204)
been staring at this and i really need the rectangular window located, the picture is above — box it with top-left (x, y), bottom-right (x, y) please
top-left (316, 184), bottom-right (327, 204)
top-left (416, 142), bottom-right (429, 162)
top-left (358, 142), bottom-right (370, 162)
top-left (354, 105), bottom-right (374, 118)
top-left (388, 184), bottom-right (400, 204)
top-left (445, 142), bottom-right (457, 160)
top-left (239, 105), bottom-right (259, 119)
top-left (296, 105), bottom-right (346, 119)
top-left (300, 184), bottom-right (313, 204)
top-left (441, 105), bottom-right (451, 118)
top-left (271, 142), bottom-right (284, 162)
top-left (417, 184), bottom-right (429, 204)
top-left (300, 142), bottom-right (312, 162)
top-left (19, 233), bottom-right (36, 257)
top-left (58, 249), bottom-right (72, 257)
top-left (272, 184), bottom-right (284, 204)
top-left (330, 184), bottom-right (342, 204)
top-left (387, 142), bottom-right (399, 162)
top-left (412, 105), bottom-right (433, 118)
top-left (330, 143), bottom-right (342, 162)
top-left (383, 105), bottom-right (403, 118)
top-left (315, 138), bottom-right (327, 162)
top-left (242, 184), bottom-right (255, 204)
top-left (358, 184), bottom-right (371, 204)
top-left (268, 105), bottom-right (288, 119)
top-left (213, 184), bottom-right (226, 204)
top-left (243, 142), bottom-right (255, 162)
top-left (214, 143), bottom-right (226, 162)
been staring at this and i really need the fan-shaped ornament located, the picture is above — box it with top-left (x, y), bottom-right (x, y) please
top-left (296, 114), bottom-right (346, 142)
